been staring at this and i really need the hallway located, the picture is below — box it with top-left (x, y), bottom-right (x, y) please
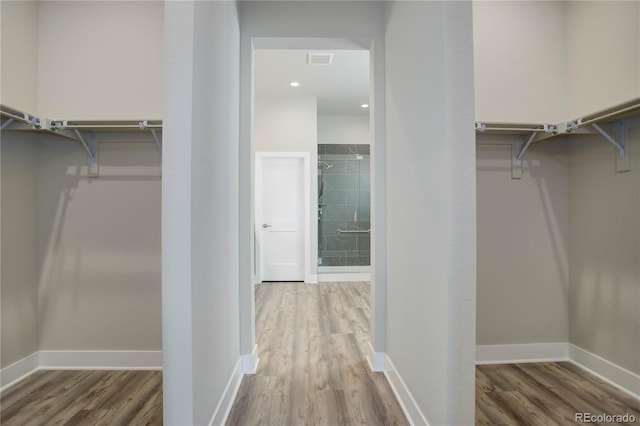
top-left (226, 282), bottom-right (408, 425)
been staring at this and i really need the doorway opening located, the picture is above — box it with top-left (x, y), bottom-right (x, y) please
top-left (253, 46), bottom-right (372, 284)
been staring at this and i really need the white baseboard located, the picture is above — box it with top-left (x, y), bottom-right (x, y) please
top-left (383, 354), bottom-right (429, 426)
top-left (476, 343), bottom-right (569, 365)
top-left (365, 342), bottom-right (385, 372)
top-left (318, 273), bottom-right (371, 282)
top-left (0, 352), bottom-right (40, 392)
top-left (569, 344), bottom-right (640, 400)
top-left (39, 351), bottom-right (162, 370)
top-left (209, 357), bottom-right (244, 426)
top-left (242, 344), bottom-right (260, 374)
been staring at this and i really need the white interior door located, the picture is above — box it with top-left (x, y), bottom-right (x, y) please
top-left (258, 156), bottom-right (305, 281)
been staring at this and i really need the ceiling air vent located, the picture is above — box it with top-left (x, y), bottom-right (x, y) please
top-left (307, 53), bottom-right (333, 65)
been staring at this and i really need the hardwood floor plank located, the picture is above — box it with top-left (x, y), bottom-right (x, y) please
top-left (0, 370), bottom-right (67, 413)
top-left (494, 364), bottom-right (577, 422)
top-left (477, 363), bottom-right (640, 425)
top-left (545, 362), bottom-right (640, 419)
top-left (1, 370), bottom-right (99, 425)
top-left (0, 370), bottom-right (162, 426)
top-left (517, 363), bottom-right (607, 416)
top-left (226, 282), bottom-right (409, 426)
top-left (499, 390), bottom-right (559, 426)
top-left (31, 371), bottom-right (108, 425)
top-left (479, 364), bottom-right (518, 392)
top-left (102, 371), bottom-right (162, 425)
top-left (47, 370), bottom-right (127, 425)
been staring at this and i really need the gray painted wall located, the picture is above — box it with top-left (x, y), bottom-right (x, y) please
top-left (163, 1), bottom-right (241, 423)
top-left (1, 134), bottom-right (40, 368)
top-left (191, 1), bottom-right (241, 424)
top-left (476, 140), bottom-right (569, 345)
top-left (0, 0), bottom-right (39, 113)
top-left (569, 118), bottom-right (640, 375)
top-left (385, 2), bottom-right (476, 424)
top-left (1, 0), bottom-right (164, 367)
top-left (36, 137), bottom-right (161, 351)
top-left (473, 1), bottom-right (640, 123)
top-left (476, 124), bottom-right (640, 379)
top-left (566, 1), bottom-right (640, 119)
top-left (37, 1), bottom-right (164, 119)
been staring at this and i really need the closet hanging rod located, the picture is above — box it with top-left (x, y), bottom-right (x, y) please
top-left (49, 121), bottom-right (162, 131)
top-left (0, 110), bottom-right (41, 128)
top-left (478, 126), bottom-right (548, 133)
top-left (475, 122), bottom-right (554, 134)
top-left (570, 101), bottom-right (640, 130)
top-left (58, 124), bottom-right (163, 129)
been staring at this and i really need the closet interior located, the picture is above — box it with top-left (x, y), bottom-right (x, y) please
top-left (1, 0), bottom-right (164, 393)
top-left (473, 0), bottom-right (640, 405)
top-left (0, 0), bottom-right (638, 424)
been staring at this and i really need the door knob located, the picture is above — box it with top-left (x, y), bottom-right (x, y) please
top-left (262, 224), bottom-right (272, 228)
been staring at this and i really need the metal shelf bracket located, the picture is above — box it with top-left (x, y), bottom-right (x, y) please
top-left (1, 118), bottom-right (15, 131)
top-left (512, 131), bottom-right (541, 179)
top-left (139, 120), bottom-right (162, 155)
top-left (591, 120), bottom-right (628, 172)
top-left (150, 129), bottom-right (161, 153)
top-left (74, 130), bottom-right (99, 177)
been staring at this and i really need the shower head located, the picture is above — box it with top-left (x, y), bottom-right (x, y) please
top-left (318, 161), bottom-right (333, 169)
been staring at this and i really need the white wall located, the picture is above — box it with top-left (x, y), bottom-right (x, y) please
top-left (473, 0), bottom-right (567, 123)
top-left (1, 134), bottom-right (40, 369)
top-left (568, 118), bottom-right (640, 375)
top-left (37, 1), bottom-right (163, 119)
top-left (566, 1), bottom-right (640, 119)
top-left (476, 140), bottom-right (569, 345)
top-left (318, 115), bottom-right (369, 145)
top-left (36, 138), bottom-right (161, 351)
top-left (255, 96), bottom-right (318, 281)
top-left (0, 0), bottom-right (39, 113)
top-left (163, 1), bottom-right (241, 424)
top-left (385, 1), bottom-right (476, 424)
top-left (255, 97), bottom-right (317, 151)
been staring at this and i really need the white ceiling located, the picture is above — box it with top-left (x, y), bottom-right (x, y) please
top-left (254, 49), bottom-right (370, 116)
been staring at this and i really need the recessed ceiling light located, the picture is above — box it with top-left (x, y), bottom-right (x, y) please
top-left (290, 81), bottom-right (300, 87)
top-left (361, 104), bottom-right (369, 108)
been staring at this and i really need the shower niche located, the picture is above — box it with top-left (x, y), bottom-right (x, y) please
top-left (317, 144), bottom-right (370, 272)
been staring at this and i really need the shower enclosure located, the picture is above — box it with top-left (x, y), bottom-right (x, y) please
top-left (317, 144), bottom-right (370, 272)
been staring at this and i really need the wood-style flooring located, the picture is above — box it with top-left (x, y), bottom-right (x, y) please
top-left (0, 369), bottom-right (162, 425)
top-left (477, 362), bottom-right (640, 425)
top-left (3, 282), bottom-right (640, 425)
top-left (226, 281), bottom-right (409, 426)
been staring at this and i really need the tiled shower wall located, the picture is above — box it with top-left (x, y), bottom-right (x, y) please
top-left (318, 144), bottom-right (370, 267)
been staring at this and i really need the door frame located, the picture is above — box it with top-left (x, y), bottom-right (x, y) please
top-left (242, 35), bottom-right (385, 373)
top-left (255, 151), bottom-right (313, 284)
